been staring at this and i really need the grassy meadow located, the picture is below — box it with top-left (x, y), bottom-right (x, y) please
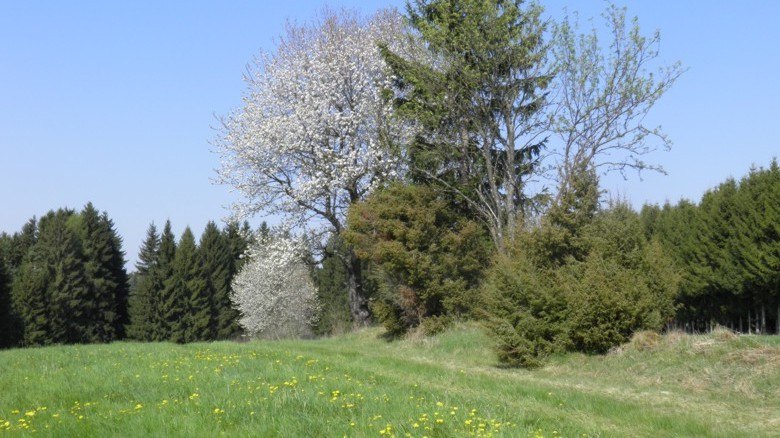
top-left (0, 324), bottom-right (778, 437)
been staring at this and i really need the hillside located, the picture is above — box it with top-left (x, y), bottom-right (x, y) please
top-left (0, 324), bottom-right (778, 437)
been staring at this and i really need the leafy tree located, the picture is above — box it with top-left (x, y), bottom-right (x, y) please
top-left (381, 0), bottom-right (550, 251)
top-left (217, 9), bottom-right (408, 325)
top-left (550, 4), bottom-right (684, 204)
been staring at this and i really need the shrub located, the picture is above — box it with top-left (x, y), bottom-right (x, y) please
top-left (345, 183), bottom-right (492, 336)
top-left (482, 202), bottom-right (680, 366)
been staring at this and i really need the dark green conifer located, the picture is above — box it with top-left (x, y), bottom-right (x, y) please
top-left (153, 220), bottom-right (177, 341)
top-left (162, 227), bottom-right (204, 343)
top-left (127, 223), bottom-right (160, 341)
top-left (77, 203), bottom-right (118, 342)
top-left (199, 222), bottom-right (235, 339)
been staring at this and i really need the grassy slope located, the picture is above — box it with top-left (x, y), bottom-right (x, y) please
top-left (0, 325), bottom-right (777, 437)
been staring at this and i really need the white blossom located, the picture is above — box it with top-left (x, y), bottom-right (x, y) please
top-left (217, 9), bottom-right (411, 236)
top-left (230, 235), bottom-right (318, 339)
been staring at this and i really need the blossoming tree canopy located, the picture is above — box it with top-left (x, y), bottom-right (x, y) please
top-left (217, 9), bottom-right (409, 233)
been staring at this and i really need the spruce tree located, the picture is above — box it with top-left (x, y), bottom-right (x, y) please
top-left (181, 227), bottom-right (210, 343)
top-left (200, 222), bottom-right (234, 340)
top-left (7, 218), bottom-right (37, 271)
top-left (48, 211), bottom-right (91, 343)
top-left (153, 220), bottom-right (177, 341)
top-left (101, 212), bottom-right (130, 338)
top-left (127, 223), bottom-right (160, 341)
top-left (77, 203), bottom-right (118, 342)
top-left (12, 251), bottom-right (51, 346)
top-left (163, 227), bottom-right (204, 343)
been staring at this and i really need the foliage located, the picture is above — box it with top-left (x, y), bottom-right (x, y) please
top-left (550, 4), bottom-right (684, 202)
top-left (217, 8), bottom-right (410, 325)
top-left (381, 0), bottom-right (550, 250)
top-left (483, 202), bottom-right (680, 367)
top-left (345, 183), bottom-right (491, 336)
top-left (231, 235), bottom-right (319, 339)
top-left (126, 223), bottom-right (161, 341)
top-left (642, 159), bottom-right (780, 333)
top-left (199, 221), bottom-right (234, 340)
top-left (311, 235), bottom-right (353, 336)
top-left (75, 203), bottom-right (129, 342)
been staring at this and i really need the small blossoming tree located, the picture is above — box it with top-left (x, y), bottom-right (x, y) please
top-left (230, 235), bottom-right (318, 339)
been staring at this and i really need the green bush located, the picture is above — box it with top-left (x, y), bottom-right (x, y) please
top-left (345, 183), bottom-right (492, 337)
top-left (482, 203), bottom-right (680, 366)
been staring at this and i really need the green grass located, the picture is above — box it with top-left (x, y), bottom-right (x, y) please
top-left (0, 324), bottom-right (778, 437)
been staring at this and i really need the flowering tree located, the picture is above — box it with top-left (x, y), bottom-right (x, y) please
top-left (230, 236), bottom-right (318, 339)
top-left (217, 9), bottom-right (409, 325)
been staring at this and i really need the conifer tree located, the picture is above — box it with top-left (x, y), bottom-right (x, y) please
top-left (101, 212), bottom-right (130, 337)
top-left (12, 251), bottom-right (51, 346)
top-left (162, 227), bottom-right (203, 343)
top-left (127, 223), bottom-right (160, 341)
top-left (77, 203), bottom-right (118, 342)
top-left (34, 210), bottom-right (91, 344)
top-left (153, 220), bottom-right (177, 340)
top-left (181, 227), bottom-right (210, 342)
top-left (7, 219), bottom-right (37, 270)
top-left (200, 222), bottom-right (234, 340)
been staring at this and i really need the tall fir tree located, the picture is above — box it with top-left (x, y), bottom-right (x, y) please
top-left (76, 203), bottom-right (118, 342)
top-left (182, 227), bottom-right (210, 342)
top-left (101, 212), bottom-right (130, 337)
top-left (127, 223), bottom-right (161, 341)
top-left (153, 220), bottom-right (177, 341)
top-left (7, 219), bottom-right (37, 271)
top-left (28, 210), bottom-right (91, 344)
top-left (199, 222), bottom-right (234, 340)
top-left (163, 227), bottom-right (205, 343)
top-left (12, 250), bottom-right (51, 346)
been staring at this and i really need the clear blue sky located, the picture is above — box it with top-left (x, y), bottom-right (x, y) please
top-left (1, 1), bottom-right (778, 269)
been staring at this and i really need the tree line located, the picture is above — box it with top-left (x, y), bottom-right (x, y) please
top-left (641, 160), bottom-right (780, 335)
top-left (0, 204), bottom-right (255, 348)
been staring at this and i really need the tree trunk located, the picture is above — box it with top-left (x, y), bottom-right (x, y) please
top-left (346, 251), bottom-right (370, 327)
top-left (761, 303), bottom-right (766, 334)
top-left (776, 301), bottom-right (779, 335)
top-left (748, 309), bottom-right (752, 334)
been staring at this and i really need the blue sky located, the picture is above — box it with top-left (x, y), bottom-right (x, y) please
top-left (1, 1), bottom-right (778, 268)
